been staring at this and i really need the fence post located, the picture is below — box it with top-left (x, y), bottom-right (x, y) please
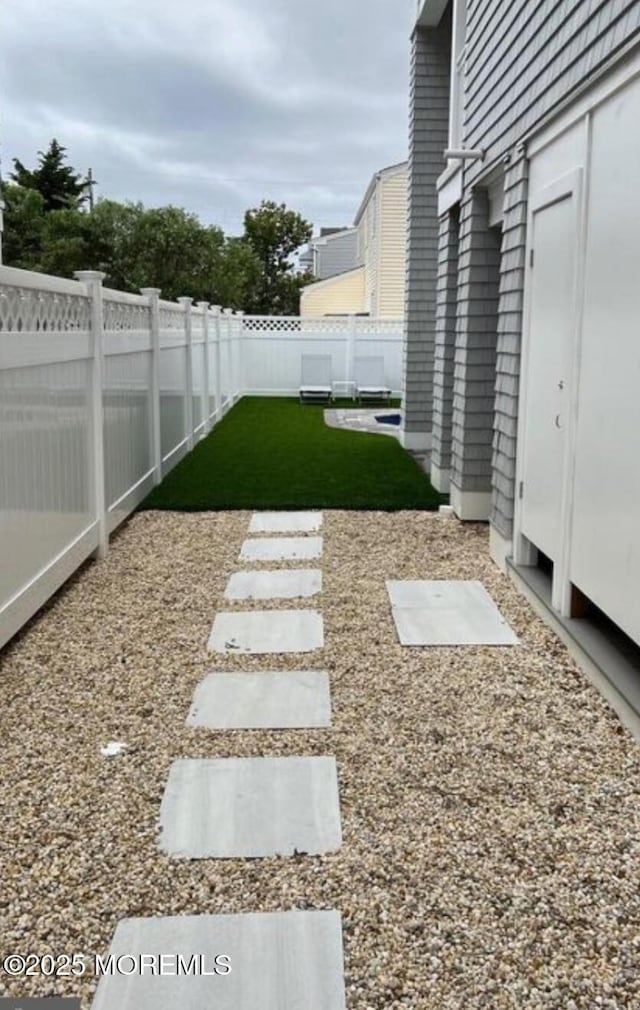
top-left (75, 270), bottom-right (108, 559)
top-left (141, 287), bottom-right (162, 483)
top-left (235, 310), bottom-right (245, 401)
top-left (210, 306), bottom-right (222, 420)
top-left (346, 313), bottom-right (357, 386)
top-left (198, 301), bottom-right (211, 434)
top-left (178, 297), bottom-right (194, 449)
top-left (223, 308), bottom-right (234, 411)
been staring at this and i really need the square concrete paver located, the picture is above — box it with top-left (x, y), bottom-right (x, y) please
top-left (91, 910), bottom-right (346, 1010)
top-left (249, 511), bottom-right (323, 533)
top-left (240, 537), bottom-right (323, 562)
top-left (224, 569), bottom-right (322, 601)
top-left (387, 579), bottom-right (518, 646)
top-left (208, 610), bottom-right (324, 654)
top-left (186, 671), bottom-right (332, 729)
top-left (158, 757), bottom-right (342, 858)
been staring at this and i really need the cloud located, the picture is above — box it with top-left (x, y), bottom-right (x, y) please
top-left (0, 0), bottom-right (413, 235)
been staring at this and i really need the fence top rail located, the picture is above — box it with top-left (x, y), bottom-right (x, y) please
top-left (158, 298), bottom-right (187, 313)
top-left (102, 287), bottom-right (150, 306)
top-left (0, 265), bottom-right (87, 298)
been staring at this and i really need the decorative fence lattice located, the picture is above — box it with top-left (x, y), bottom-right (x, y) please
top-left (0, 283), bottom-right (91, 333)
top-left (103, 292), bottom-right (151, 334)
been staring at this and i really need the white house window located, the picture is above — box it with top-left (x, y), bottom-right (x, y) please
top-left (448, 0), bottom-right (467, 150)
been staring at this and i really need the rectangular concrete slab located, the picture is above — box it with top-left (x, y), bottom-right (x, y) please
top-left (208, 610), bottom-right (324, 654)
top-left (224, 568), bottom-right (322, 601)
top-left (91, 910), bottom-right (346, 1010)
top-left (249, 511), bottom-right (323, 533)
top-left (387, 579), bottom-right (518, 646)
top-left (186, 671), bottom-right (332, 729)
top-left (158, 756), bottom-right (342, 858)
top-left (240, 537), bottom-right (323, 562)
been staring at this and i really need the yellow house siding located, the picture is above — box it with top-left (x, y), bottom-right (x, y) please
top-left (377, 167), bottom-right (408, 317)
top-left (300, 267), bottom-right (366, 316)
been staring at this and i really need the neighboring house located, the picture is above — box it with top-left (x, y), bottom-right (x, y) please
top-left (353, 161), bottom-right (408, 317)
top-left (301, 161), bottom-right (408, 317)
top-left (404, 3), bottom-right (640, 664)
top-left (298, 266), bottom-right (365, 317)
top-left (299, 227), bottom-right (358, 280)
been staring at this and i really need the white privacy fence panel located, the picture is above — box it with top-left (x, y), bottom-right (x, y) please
top-left (0, 269), bottom-right (241, 650)
top-left (242, 316), bottom-right (403, 395)
top-left (159, 299), bottom-right (189, 472)
top-left (0, 267), bottom-right (96, 649)
top-left (102, 289), bottom-right (154, 531)
top-left (1, 262), bottom-right (403, 651)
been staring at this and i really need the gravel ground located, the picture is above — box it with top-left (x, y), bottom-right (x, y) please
top-left (1, 510), bottom-right (640, 1009)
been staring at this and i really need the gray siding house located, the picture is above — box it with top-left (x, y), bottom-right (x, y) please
top-left (403, 2), bottom-right (640, 673)
top-left (300, 228), bottom-right (359, 280)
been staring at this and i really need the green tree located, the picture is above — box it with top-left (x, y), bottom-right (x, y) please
top-left (210, 237), bottom-right (262, 310)
top-left (243, 200), bottom-right (312, 315)
top-left (10, 139), bottom-right (90, 212)
top-left (40, 207), bottom-right (94, 277)
top-left (0, 183), bottom-right (46, 268)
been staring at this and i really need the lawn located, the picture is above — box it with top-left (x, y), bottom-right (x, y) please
top-left (141, 397), bottom-right (443, 511)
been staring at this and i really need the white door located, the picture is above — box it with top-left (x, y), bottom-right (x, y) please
top-left (520, 175), bottom-right (580, 562)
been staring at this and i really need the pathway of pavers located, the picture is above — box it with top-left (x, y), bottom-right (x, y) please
top-left (93, 511), bottom-right (346, 1008)
top-left (186, 670), bottom-right (332, 729)
top-left (387, 578), bottom-right (519, 646)
top-left (95, 513), bottom-right (527, 1007)
top-left (240, 536), bottom-right (323, 562)
top-left (159, 756), bottom-right (342, 858)
top-left (224, 568), bottom-right (322, 600)
top-left (208, 609), bottom-right (324, 654)
top-left (92, 910), bottom-right (346, 1010)
top-left (249, 510), bottom-right (323, 533)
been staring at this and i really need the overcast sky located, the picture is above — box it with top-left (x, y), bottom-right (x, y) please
top-left (1, 0), bottom-right (414, 236)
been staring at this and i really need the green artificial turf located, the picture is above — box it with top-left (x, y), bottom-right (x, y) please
top-left (141, 397), bottom-right (443, 511)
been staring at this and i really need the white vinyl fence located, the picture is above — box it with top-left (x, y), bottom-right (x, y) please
top-left (242, 315), bottom-right (403, 396)
top-left (0, 264), bottom-right (403, 649)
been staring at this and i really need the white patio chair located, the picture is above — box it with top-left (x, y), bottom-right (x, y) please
top-left (299, 354), bottom-right (333, 403)
top-left (354, 356), bottom-right (392, 403)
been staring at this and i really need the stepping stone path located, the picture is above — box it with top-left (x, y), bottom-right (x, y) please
top-left (92, 910), bottom-right (346, 1010)
top-left (224, 568), bottom-right (322, 600)
top-left (186, 670), bottom-right (332, 729)
top-left (159, 756), bottom-right (342, 858)
top-left (240, 536), bottom-right (323, 562)
top-left (387, 578), bottom-right (519, 646)
top-left (95, 511), bottom-right (346, 1008)
top-left (249, 510), bottom-right (323, 533)
top-left (207, 609), bottom-right (324, 654)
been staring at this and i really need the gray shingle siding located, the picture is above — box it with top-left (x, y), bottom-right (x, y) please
top-left (491, 151), bottom-right (529, 537)
top-left (316, 231), bottom-right (358, 280)
top-left (431, 207), bottom-right (459, 474)
top-left (463, 0), bottom-right (640, 187)
top-left (403, 11), bottom-right (451, 435)
top-left (450, 189), bottom-right (501, 493)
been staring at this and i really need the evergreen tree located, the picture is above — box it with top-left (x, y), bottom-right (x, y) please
top-left (11, 139), bottom-right (90, 212)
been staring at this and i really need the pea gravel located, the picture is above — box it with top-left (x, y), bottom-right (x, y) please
top-left (1, 510), bottom-right (640, 1009)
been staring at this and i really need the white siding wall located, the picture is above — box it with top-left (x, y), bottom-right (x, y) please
top-left (378, 167), bottom-right (409, 317)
